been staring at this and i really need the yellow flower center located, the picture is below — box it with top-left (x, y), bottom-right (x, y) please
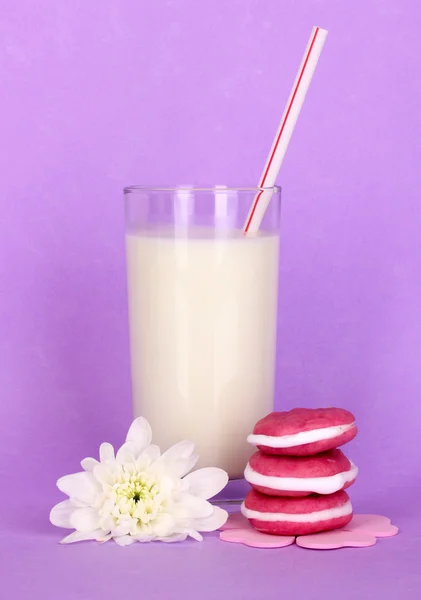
top-left (110, 473), bottom-right (163, 524)
top-left (113, 475), bottom-right (159, 503)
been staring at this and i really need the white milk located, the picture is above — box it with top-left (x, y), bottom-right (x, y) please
top-left (126, 229), bottom-right (279, 478)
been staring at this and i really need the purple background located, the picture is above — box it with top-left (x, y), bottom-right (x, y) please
top-left (1, 0), bottom-right (420, 597)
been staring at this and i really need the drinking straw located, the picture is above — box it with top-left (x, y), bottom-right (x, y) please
top-left (243, 26), bottom-right (328, 233)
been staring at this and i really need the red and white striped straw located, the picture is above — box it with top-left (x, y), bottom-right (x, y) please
top-left (244, 26), bottom-right (328, 233)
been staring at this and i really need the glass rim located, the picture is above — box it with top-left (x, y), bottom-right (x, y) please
top-left (124, 185), bottom-right (281, 194)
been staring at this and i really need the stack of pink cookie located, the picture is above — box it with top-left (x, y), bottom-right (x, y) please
top-left (242, 408), bottom-right (358, 536)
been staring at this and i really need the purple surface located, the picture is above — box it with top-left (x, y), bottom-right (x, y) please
top-left (2, 511), bottom-right (421, 600)
top-left (0, 0), bottom-right (420, 597)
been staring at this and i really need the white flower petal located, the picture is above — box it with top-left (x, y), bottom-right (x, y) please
top-left (57, 472), bottom-right (101, 504)
top-left (150, 513), bottom-right (176, 538)
top-left (140, 444), bottom-right (161, 463)
top-left (187, 529), bottom-right (203, 541)
top-left (80, 457), bottom-right (99, 472)
top-left (173, 493), bottom-right (214, 520)
top-left (159, 441), bottom-right (199, 477)
top-left (93, 463), bottom-right (117, 486)
top-left (69, 498), bottom-right (89, 508)
top-left (157, 533), bottom-right (188, 543)
top-left (191, 506), bottom-right (228, 532)
top-left (50, 500), bottom-right (75, 529)
top-left (99, 442), bottom-right (115, 462)
top-left (176, 454), bottom-right (199, 478)
top-left (161, 440), bottom-right (194, 462)
top-left (156, 475), bottom-right (176, 496)
top-left (60, 529), bottom-right (104, 544)
top-left (111, 520), bottom-right (134, 537)
top-left (116, 442), bottom-right (137, 465)
top-left (98, 533), bottom-right (112, 543)
top-left (101, 497), bottom-right (115, 514)
top-left (133, 531), bottom-right (155, 543)
top-left (135, 455), bottom-right (152, 471)
top-left (126, 417), bottom-right (152, 455)
top-left (114, 535), bottom-right (136, 546)
top-left (99, 515), bottom-right (115, 532)
top-left (183, 467), bottom-right (228, 499)
top-left (70, 507), bottom-right (101, 532)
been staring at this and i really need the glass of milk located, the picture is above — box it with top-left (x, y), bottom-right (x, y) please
top-left (124, 186), bottom-right (281, 479)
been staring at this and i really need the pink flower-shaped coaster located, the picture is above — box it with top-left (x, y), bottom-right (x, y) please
top-left (220, 512), bottom-right (294, 547)
top-left (220, 529), bottom-right (295, 548)
top-left (219, 513), bottom-right (398, 550)
top-left (296, 530), bottom-right (376, 549)
top-left (344, 514), bottom-right (398, 537)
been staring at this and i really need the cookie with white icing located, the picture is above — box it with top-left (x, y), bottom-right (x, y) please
top-left (247, 408), bottom-right (357, 456)
top-left (245, 448), bottom-right (358, 496)
top-left (242, 489), bottom-right (353, 535)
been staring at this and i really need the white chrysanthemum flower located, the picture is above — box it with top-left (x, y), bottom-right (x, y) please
top-left (50, 417), bottom-right (228, 545)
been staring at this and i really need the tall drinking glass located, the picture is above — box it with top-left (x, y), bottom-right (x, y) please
top-left (124, 186), bottom-right (281, 479)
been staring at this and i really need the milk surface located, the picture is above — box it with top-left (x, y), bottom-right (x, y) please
top-left (126, 229), bottom-right (279, 478)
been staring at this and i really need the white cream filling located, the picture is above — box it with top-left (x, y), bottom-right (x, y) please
top-left (244, 461), bottom-right (358, 495)
top-left (247, 422), bottom-right (355, 448)
top-left (241, 500), bottom-right (353, 523)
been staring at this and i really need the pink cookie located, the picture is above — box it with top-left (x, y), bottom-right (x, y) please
top-left (245, 449), bottom-right (358, 496)
top-left (248, 408), bottom-right (357, 456)
top-left (242, 489), bottom-right (353, 536)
